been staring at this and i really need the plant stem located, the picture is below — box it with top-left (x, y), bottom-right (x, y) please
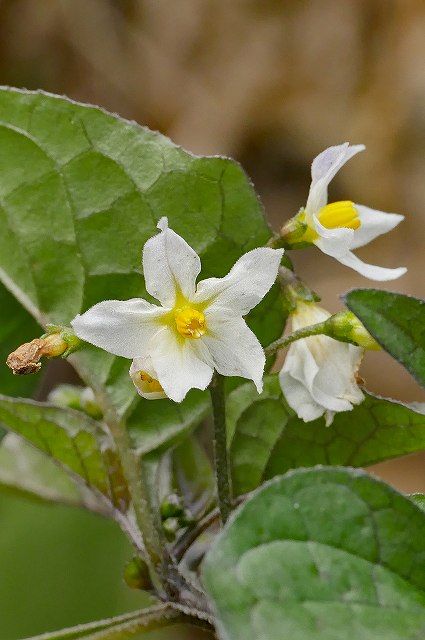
top-left (265, 321), bottom-right (329, 357)
top-left (174, 494), bottom-right (248, 562)
top-left (22, 604), bottom-right (209, 640)
top-left (70, 357), bottom-right (168, 596)
top-left (101, 402), bottom-right (168, 594)
top-left (209, 373), bottom-right (232, 525)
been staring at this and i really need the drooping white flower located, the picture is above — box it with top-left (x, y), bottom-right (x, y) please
top-left (279, 301), bottom-right (364, 426)
top-left (71, 218), bottom-right (283, 402)
top-left (284, 143), bottom-right (406, 281)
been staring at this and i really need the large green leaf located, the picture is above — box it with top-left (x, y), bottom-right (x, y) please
top-left (0, 283), bottom-right (41, 397)
top-left (0, 433), bottom-right (107, 513)
top-left (0, 394), bottom-right (129, 512)
top-left (344, 289), bottom-right (425, 387)
top-left (0, 87), bottom-right (285, 451)
top-left (229, 376), bottom-right (425, 495)
top-left (203, 468), bottom-right (425, 640)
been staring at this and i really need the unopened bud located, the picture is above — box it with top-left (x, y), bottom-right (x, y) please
top-left (327, 312), bottom-right (381, 350)
top-left (160, 494), bottom-right (184, 520)
top-left (123, 557), bottom-right (152, 591)
top-left (163, 517), bottom-right (180, 542)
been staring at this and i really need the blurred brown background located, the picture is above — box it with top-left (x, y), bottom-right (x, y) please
top-left (0, 1), bottom-right (424, 637)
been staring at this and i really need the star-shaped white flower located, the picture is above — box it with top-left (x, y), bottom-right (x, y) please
top-left (279, 301), bottom-right (364, 426)
top-left (71, 218), bottom-right (283, 402)
top-left (289, 143), bottom-right (406, 281)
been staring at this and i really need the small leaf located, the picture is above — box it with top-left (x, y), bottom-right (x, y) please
top-left (0, 433), bottom-right (107, 514)
top-left (203, 467), bottom-right (425, 640)
top-left (229, 377), bottom-right (425, 495)
top-left (0, 394), bottom-right (129, 512)
top-left (344, 289), bottom-right (425, 387)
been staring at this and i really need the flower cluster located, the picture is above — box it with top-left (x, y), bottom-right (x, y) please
top-left (72, 143), bottom-right (406, 425)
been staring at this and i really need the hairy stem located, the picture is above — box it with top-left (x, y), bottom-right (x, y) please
top-left (101, 403), bottom-right (169, 595)
top-left (209, 373), bottom-right (232, 525)
top-left (70, 357), bottom-right (168, 595)
top-left (23, 604), bottom-right (209, 640)
top-left (265, 321), bottom-right (329, 357)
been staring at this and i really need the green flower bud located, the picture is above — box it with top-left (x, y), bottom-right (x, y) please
top-left (123, 557), bottom-right (152, 591)
top-left (327, 312), bottom-right (381, 350)
top-left (162, 517), bottom-right (180, 542)
top-left (160, 494), bottom-right (184, 520)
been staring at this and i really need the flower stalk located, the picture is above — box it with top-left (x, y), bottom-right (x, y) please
top-left (209, 372), bottom-right (232, 525)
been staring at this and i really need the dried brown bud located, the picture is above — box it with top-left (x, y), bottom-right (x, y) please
top-left (6, 339), bottom-right (46, 375)
top-left (6, 333), bottom-right (69, 375)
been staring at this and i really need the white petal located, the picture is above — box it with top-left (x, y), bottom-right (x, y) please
top-left (71, 299), bottom-right (167, 359)
top-left (280, 333), bottom-right (364, 423)
top-left (279, 369), bottom-right (325, 423)
top-left (313, 215), bottom-right (354, 258)
top-left (130, 356), bottom-right (167, 400)
top-left (202, 314), bottom-right (265, 392)
top-left (336, 251), bottom-right (407, 281)
top-left (149, 327), bottom-right (213, 402)
top-left (350, 204), bottom-right (405, 250)
top-left (305, 143), bottom-right (365, 216)
top-left (193, 247), bottom-right (283, 315)
top-left (143, 217), bottom-right (201, 307)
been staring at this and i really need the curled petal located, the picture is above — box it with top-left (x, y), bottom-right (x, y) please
top-left (350, 204), bottom-right (405, 250)
top-left (336, 251), bottom-right (407, 281)
top-left (193, 247), bottom-right (284, 315)
top-left (71, 299), bottom-right (167, 359)
top-left (149, 327), bottom-right (213, 403)
top-left (305, 143), bottom-right (365, 217)
top-left (143, 217), bottom-right (201, 307)
top-left (202, 314), bottom-right (265, 392)
top-left (312, 216), bottom-right (354, 258)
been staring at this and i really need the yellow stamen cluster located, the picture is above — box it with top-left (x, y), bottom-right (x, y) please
top-left (139, 371), bottom-right (164, 393)
top-left (175, 307), bottom-right (206, 339)
top-left (317, 201), bottom-right (360, 231)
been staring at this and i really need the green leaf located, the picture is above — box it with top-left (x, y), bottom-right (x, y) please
top-left (229, 376), bottom-right (425, 495)
top-left (0, 433), bottom-right (108, 513)
top-left (344, 289), bottom-right (425, 387)
top-left (0, 283), bottom-right (41, 397)
top-left (0, 87), bottom-right (285, 451)
top-left (172, 435), bottom-right (215, 518)
top-left (203, 467), bottom-right (425, 640)
top-left (0, 394), bottom-right (129, 512)
top-left (409, 494), bottom-right (425, 513)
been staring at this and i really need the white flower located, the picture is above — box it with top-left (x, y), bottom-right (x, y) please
top-left (71, 218), bottom-right (283, 402)
top-left (293, 143), bottom-right (406, 281)
top-left (279, 301), bottom-right (364, 426)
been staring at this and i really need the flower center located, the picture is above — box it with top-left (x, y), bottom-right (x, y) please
top-left (317, 201), bottom-right (360, 231)
top-left (175, 307), bottom-right (206, 339)
top-left (139, 371), bottom-right (164, 393)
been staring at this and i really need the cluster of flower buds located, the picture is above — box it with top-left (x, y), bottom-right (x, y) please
top-left (160, 494), bottom-right (195, 542)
